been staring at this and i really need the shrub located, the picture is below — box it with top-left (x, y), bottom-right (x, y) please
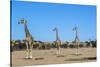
top-left (79, 44), bottom-right (84, 48)
top-left (69, 44), bottom-right (75, 48)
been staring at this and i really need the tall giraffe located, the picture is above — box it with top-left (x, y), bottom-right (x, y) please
top-left (18, 18), bottom-right (34, 59)
top-left (73, 26), bottom-right (80, 55)
top-left (53, 27), bottom-right (61, 55)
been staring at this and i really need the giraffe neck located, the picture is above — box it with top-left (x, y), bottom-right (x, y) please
top-left (75, 29), bottom-right (79, 42)
top-left (55, 29), bottom-right (60, 41)
top-left (24, 24), bottom-right (31, 37)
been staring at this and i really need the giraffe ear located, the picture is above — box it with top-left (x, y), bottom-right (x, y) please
top-left (18, 22), bottom-right (20, 24)
top-left (53, 27), bottom-right (57, 31)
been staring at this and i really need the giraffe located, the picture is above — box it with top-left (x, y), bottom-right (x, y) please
top-left (73, 26), bottom-right (80, 55)
top-left (18, 18), bottom-right (34, 59)
top-left (53, 27), bottom-right (61, 56)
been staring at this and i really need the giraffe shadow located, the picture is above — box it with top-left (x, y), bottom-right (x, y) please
top-left (70, 54), bottom-right (82, 56)
top-left (34, 57), bottom-right (44, 60)
top-left (56, 55), bottom-right (65, 57)
top-left (65, 58), bottom-right (85, 61)
top-left (16, 57), bottom-right (45, 61)
top-left (52, 53), bottom-right (67, 57)
top-left (65, 57), bottom-right (96, 61)
top-left (15, 57), bottom-right (33, 61)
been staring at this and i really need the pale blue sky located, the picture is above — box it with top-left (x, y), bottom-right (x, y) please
top-left (11, 1), bottom-right (96, 42)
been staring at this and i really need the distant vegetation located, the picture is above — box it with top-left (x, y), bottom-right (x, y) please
top-left (11, 40), bottom-right (97, 52)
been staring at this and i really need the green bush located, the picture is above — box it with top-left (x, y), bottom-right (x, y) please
top-left (79, 44), bottom-right (84, 48)
top-left (69, 44), bottom-right (75, 48)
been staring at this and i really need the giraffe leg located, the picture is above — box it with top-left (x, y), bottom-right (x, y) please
top-left (56, 46), bottom-right (60, 55)
top-left (75, 42), bottom-right (77, 55)
top-left (58, 43), bottom-right (61, 55)
top-left (57, 50), bottom-right (59, 55)
top-left (76, 42), bottom-right (79, 55)
top-left (56, 49), bottom-right (58, 55)
top-left (77, 42), bottom-right (79, 55)
top-left (57, 47), bottom-right (60, 55)
top-left (25, 42), bottom-right (29, 59)
top-left (29, 42), bottom-right (33, 59)
top-left (58, 47), bottom-right (60, 55)
top-left (57, 43), bottom-right (60, 56)
top-left (29, 49), bottom-right (32, 59)
top-left (56, 45), bottom-right (58, 55)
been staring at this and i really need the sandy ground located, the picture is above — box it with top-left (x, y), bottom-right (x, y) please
top-left (11, 48), bottom-right (96, 67)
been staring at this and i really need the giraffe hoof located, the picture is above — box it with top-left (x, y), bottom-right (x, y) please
top-left (24, 56), bottom-right (29, 59)
top-left (24, 57), bottom-right (32, 60)
top-left (29, 56), bottom-right (32, 59)
top-left (28, 58), bottom-right (32, 60)
top-left (24, 58), bottom-right (28, 60)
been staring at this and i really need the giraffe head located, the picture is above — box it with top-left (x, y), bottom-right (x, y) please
top-left (18, 18), bottom-right (27, 24)
top-left (52, 27), bottom-right (57, 31)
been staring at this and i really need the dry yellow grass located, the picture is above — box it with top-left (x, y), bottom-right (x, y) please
top-left (11, 48), bottom-right (96, 66)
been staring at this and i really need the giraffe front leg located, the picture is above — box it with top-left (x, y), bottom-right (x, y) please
top-left (76, 42), bottom-right (79, 55)
top-left (29, 42), bottom-right (33, 59)
top-left (29, 49), bottom-right (32, 59)
top-left (58, 47), bottom-right (60, 55)
top-left (57, 47), bottom-right (60, 56)
top-left (56, 49), bottom-right (59, 55)
top-left (25, 42), bottom-right (29, 59)
top-left (56, 43), bottom-right (61, 56)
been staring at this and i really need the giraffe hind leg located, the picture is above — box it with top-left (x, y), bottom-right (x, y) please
top-left (25, 42), bottom-right (30, 59)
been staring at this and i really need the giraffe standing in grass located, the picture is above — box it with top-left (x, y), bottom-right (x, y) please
top-left (53, 27), bottom-right (61, 56)
top-left (73, 26), bottom-right (80, 55)
top-left (18, 18), bottom-right (34, 59)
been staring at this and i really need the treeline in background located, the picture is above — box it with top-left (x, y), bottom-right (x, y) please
top-left (10, 40), bottom-right (96, 52)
